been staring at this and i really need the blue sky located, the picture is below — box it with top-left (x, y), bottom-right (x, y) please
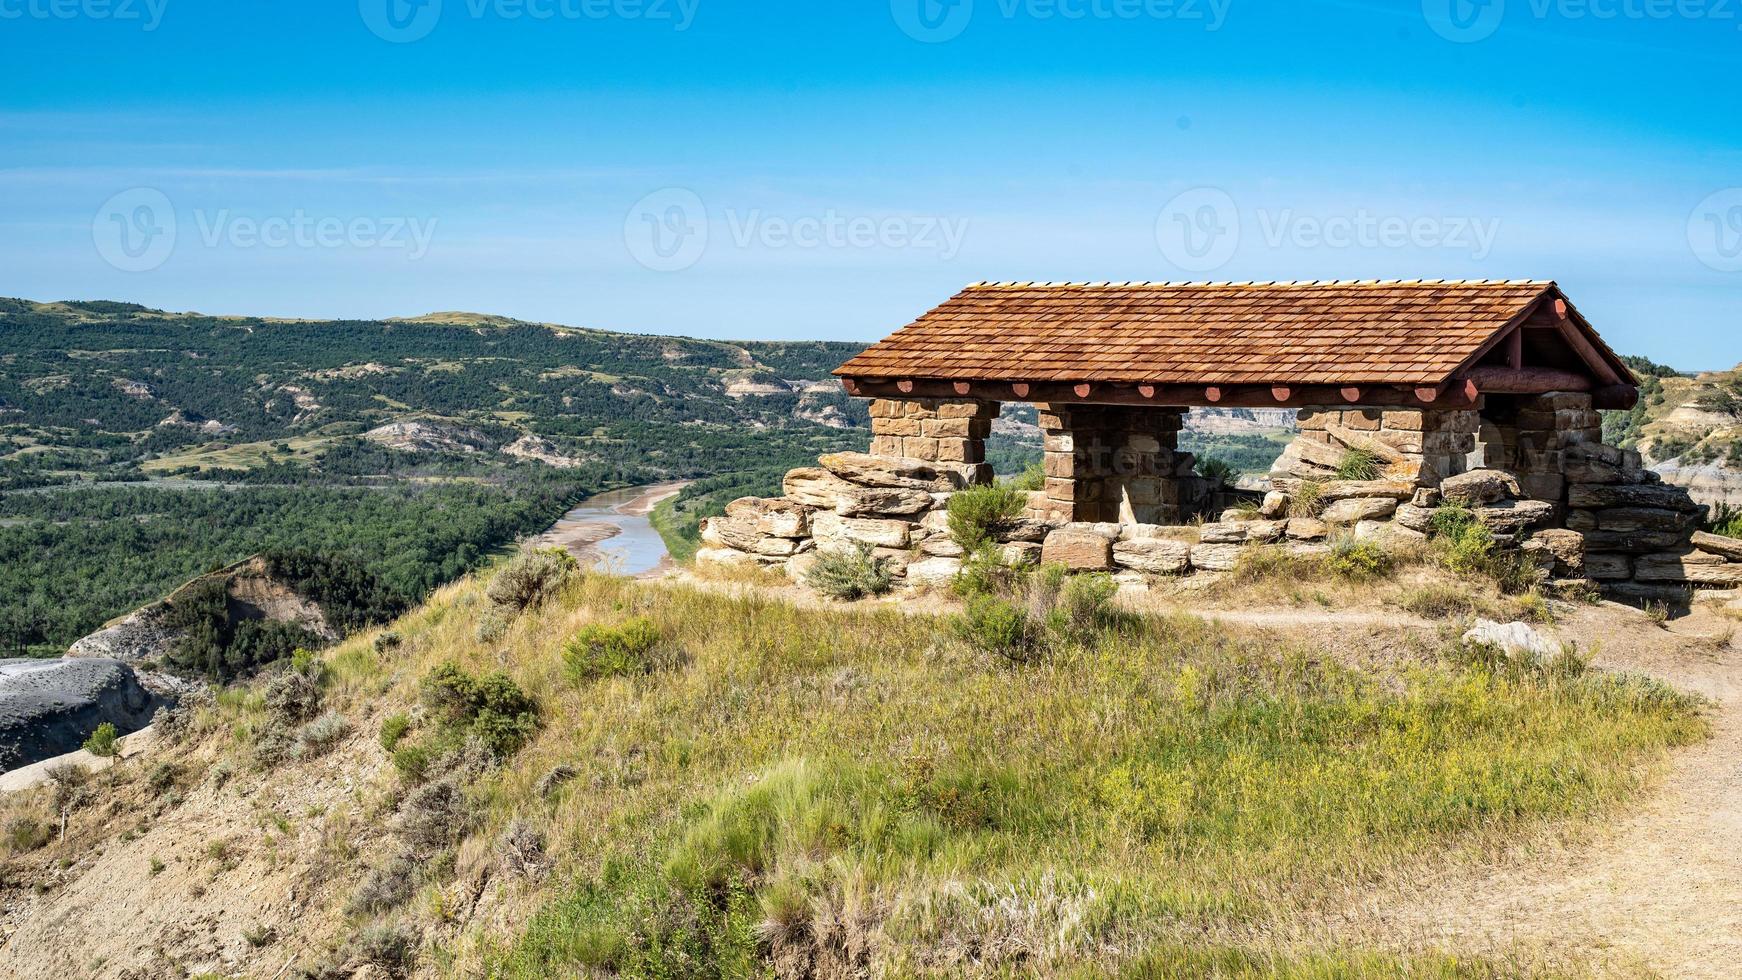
top-left (2, 0), bottom-right (1739, 366)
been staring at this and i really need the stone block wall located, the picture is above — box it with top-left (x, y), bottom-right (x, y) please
top-left (693, 391), bottom-right (1742, 606)
top-left (869, 398), bottom-right (999, 464)
top-left (1034, 404), bottom-right (1202, 525)
top-left (1279, 406), bottom-right (1478, 487)
top-left (1494, 392), bottom-right (1604, 503)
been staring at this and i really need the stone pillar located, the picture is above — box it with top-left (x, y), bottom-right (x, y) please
top-left (1035, 404), bottom-right (1193, 524)
top-left (867, 398), bottom-right (998, 464)
top-left (1508, 392), bottom-right (1601, 503)
top-left (1281, 406), bottom-right (1478, 487)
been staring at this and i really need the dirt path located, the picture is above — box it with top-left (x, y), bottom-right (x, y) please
top-left (1353, 602), bottom-right (1742, 977)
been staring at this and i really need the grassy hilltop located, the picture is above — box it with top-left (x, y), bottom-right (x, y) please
top-left (0, 549), bottom-right (1708, 978)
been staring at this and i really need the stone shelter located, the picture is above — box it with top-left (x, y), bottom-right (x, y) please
top-left (700, 280), bottom-right (1742, 603)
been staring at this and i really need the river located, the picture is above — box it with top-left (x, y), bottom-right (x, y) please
top-left (534, 481), bottom-right (690, 578)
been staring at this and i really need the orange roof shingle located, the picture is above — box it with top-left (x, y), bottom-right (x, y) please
top-left (836, 280), bottom-right (1602, 387)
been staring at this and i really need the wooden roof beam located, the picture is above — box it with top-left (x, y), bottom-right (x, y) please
top-left (838, 378), bottom-right (1481, 409)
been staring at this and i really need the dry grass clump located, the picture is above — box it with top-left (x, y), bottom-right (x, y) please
top-left (804, 542), bottom-right (895, 600)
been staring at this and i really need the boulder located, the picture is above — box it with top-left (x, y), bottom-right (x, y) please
top-left (696, 547), bottom-right (766, 569)
top-left (1041, 529), bottom-right (1114, 571)
top-left (1189, 543), bottom-right (1245, 572)
top-left (905, 557), bottom-right (964, 587)
top-left (919, 509), bottom-right (952, 533)
top-left (1529, 529), bottom-right (1587, 576)
top-left (1583, 553), bottom-right (1633, 581)
top-left (1393, 503), bottom-right (1436, 534)
top-left (817, 452), bottom-right (986, 492)
top-left (1112, 539), bottom-right (1192, 575)
top-left (1580, 530), bottom-right (1692, 554)
top-left (701, 515), bottom-right (771, 553)
top-left (996, 518), bottom-right (1054, 544)
top-left (1473, 499), bottom-right (1557, 535)
top-left (834, 487), bottom-right (933, 518)
top-left (1198, 522), bottom-right (1251, 544)
top-left (1567, 483), bottom-right (1702, 513)
top-left (920, 536), bottom-right (966, 558)
top-left (1411, 487), bottom-right (1442, 508)
top-left (1692, 531), bottom-right (1742, 562)
top-left (811, 513), bottom-right (912, 550)
top-left (1602, 581), bottom-right (1694, 605)
top-left (1310, 480), bottom-right (1417, 502)
top-left (783, 468), bottom-right (860, 509)
top-left (1259, 491), bottom-right (1290, 518)
top-left (1634, 552), bottom-right (1742, 587)
top-left (725, 497), bottom-right (811, 537)
top-left (1356, 520), bottom-right (1424, 544)
top-left (1462, 620), bottom-right (1558, 662)
top-left (1586, 507), bottom-right (1698, 534)
top-left (0, 658), bottom-right (166, 772)
top-left (1286, 518), bottom-right (1330, 541)
top-left (1244, 520), bottom-right (1288, 544)
top-left (1322, 496), bottom-right (1399, 525)
top-left (1440, 469), bottom-right (1522, 506)
top-left (1000, 542), bottom-right (1043, 567)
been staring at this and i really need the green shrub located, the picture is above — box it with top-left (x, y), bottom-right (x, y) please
top-left (957, 594), bottom-right (1043, 663)
top-left (1058, 572), bottom-right (1124, 638)
top-left (262, 660), bottom-right (324, 723)
top-left (83, 722), bottom-right (119, 757)
top-left (946, 482), bottom-right (1027, 552)
top-left (293, 712), bottom-right (353, 760)
top-left (1333, 447), bottom-right (1382, 482)
top-left (5, 816), bottom-right (50, 854)
top-left (952, 543), bottom-right (1027, 599)
top-left (1325, 537), bottom-right (1392, 581)
top-left (379, 713), bottom-right (412, 751)
top-left (1708, 503), bottom-right (1742, 539)
top-left (1427, 506), bottom-right (1538, 594)
top-left (373, 630), bottom-right (403, 654)
top-left (421, 663), bottom-right (540, 759)
top-left (1195, 456), bottom-right (1237, 486)
top-left (486, 547), bottom-right (577, 612)
top-left (953, 564), bottom-right (1125, 662)
top-left (146, 762), bottom-right (181, 793)
top-left (563, 617), bottom-right (662, 682)
top-left (354, 921), bottom-right (420, 976)
top-left (802, 543), bottom-right (894, 601)
top-left (392, 744), bottom-right (432, 781)
top-left (1007, 461), bottom-right (1045, 492)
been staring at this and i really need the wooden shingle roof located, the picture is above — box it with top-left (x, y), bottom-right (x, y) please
top-left (835, 279), bottom-right (1631, 390)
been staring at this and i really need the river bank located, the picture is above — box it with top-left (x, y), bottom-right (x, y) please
top-left (534, 481), bottom-right (691, 577)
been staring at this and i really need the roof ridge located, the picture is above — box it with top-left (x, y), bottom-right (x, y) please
top-left (964, 278), bottom-right (1554, 289)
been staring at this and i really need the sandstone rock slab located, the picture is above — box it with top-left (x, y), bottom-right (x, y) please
top-left (1322, 496), bottom-right (1399, 525)
top-left (1112, 539), bottom-right (1191, 575)
top-left (1042, 529), bottom-right (1115, 571)
top-left (1440, 469), bottom-right (1522, 506)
